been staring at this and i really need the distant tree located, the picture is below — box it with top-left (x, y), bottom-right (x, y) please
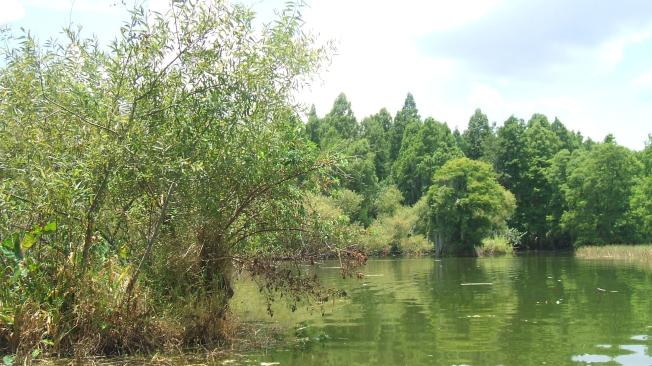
top-left (393, 117), bottom-right (461, 204)
top-left (361, 108), bottom-right (392, 180)
top-left (493, 114), bottom-right (570, 248)
top-left (518, 116), bottom-right (562, 247)
top-left (629, 176), bottom-right (652, 243)
top-left (481, 121), bottom-right (500, 166)
top-left (545, 149), bottom-right (573, 247)
top-left (494, 116), bottom-right (527, 191)
top-left (527, 113), bottom-right (550, 128)
top-left (305, 104), bottom-right (321, 145)
top-left (331, 189), bottom-right (364, 222)
top-left (427, 158), bottom-right (515, 256)
top-left (550, 117), bottom-right (582, 151)
top-left (337, 138), bottom-right (378, 225)
top-left (640, 135), bottom-right (652, 176)
top-left (603, 133), bottom-right (617, 144)
top-left (562, 143), bottom-right (642, 246)
top-left (583, 137), bottom-right (596, 150)
top-left (389, 93), bottom-right (420, 161)
top-left (629, 135), bottom-right (652, 242)
top-left (320, 93), bottom-right (358, 144)
top-left (373, 184), bottom-right (404, 217)
top-left (462, 108), bottom-right (492, 160)
top-left (453, 128), bottom-right (466, 152)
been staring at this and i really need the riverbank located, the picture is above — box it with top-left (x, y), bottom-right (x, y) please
top-left (575, 244), bottom-right (652, 268)
top-left (23, 319), bottom-right (286, 366)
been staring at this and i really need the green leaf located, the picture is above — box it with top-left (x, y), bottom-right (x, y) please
top-left (20, 233), bottom-right (38, 252)
top-left (1, 237), bottom-right (13, 250)
top-left (42, 222), bottom-right (57, 234)
top-left (2, 355), bottom-right (15, 366)
top-left (0, 312), bottom-right (13, 325)
top-left (0, 246), bottom-right (17, 261)
top-left (118, 245), bottom-right (129, 260)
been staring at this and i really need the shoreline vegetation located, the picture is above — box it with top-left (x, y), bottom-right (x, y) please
top-left (2, 0), bottom-right (652, 364)
top-left (576, 245), bottom-right (652, 268)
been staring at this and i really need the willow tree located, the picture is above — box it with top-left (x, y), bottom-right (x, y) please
top-left (0, 1), bottom-right (359, 357)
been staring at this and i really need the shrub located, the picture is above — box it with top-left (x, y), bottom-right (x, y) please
top-left (477, 235), bottom-right (514, 256)
top-left (364, 202), bottom-right (431, 256)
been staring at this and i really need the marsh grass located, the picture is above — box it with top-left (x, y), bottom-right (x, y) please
top-left (575, 245), bottom-right (652, 268)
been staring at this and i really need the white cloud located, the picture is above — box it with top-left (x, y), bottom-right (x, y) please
top-left (0, 0), bottom-right (26, 24)
top-left (296, 0), bottom-right (500, 119)
top-left (632, 69), bottom-right (652, 89)
top-left (598, 28), bottom-right (652, 69)
top-left (283, 0), bottom-right (652, 149)
top-left (468, 84), bottom-right (505, 113)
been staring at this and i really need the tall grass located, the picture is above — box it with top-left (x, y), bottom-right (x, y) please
top-left (575, 245), bottom-right (652, 267)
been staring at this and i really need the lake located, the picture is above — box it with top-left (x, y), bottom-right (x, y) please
top-left (229, 256), bottom-right (652, 366)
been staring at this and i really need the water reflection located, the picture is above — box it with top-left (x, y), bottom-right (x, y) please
top-left (572, 341), bottom-right (652, 365)
top-left (230, 256), bottom-right (652, 366)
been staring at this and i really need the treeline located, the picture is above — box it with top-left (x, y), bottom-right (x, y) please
top-left (305, 93), bottom-right (652, 251)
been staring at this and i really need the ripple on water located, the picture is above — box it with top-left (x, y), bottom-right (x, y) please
top-left (231, 257), bottom-right (652, 366)
top-left (572, 341), bottom-right (652, 365)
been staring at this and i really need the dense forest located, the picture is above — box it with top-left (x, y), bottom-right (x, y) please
top-left (1, 0), bottom-right (651, 363)
top-left (307, 92), bottom-right (652, 255)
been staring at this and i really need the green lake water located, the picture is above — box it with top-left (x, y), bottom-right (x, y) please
top-left (230, 256), bottom-right (652, 366)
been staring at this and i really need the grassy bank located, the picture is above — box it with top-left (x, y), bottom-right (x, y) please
top-left (575, 245), bottom-right (652, 267)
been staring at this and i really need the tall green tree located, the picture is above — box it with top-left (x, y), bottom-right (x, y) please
top-left (393, 117), bottom-right (461, 204)
top-left (336, 138), bottom-right (378, 225)
top-left (305, 104), bottom-right (322, 145)
top-left (462, 108), bottom-right (492, 160)
top-left (550, 117), bottom-right (582, 152)
top-left (389, 93), bottom-right (420, 161)
top-left (640, 135), bottom-right (652, 176)
top-left (427, 158), bottom-right (516, 256)
top-left (361, 108), bottom-right (392, 180)
top-left (453, 128), bottom-right (466, 152)
top-left (629, 175), bottom-right (652, 243)
top-left (493, 114), bottom-right (572, 248)
top-left (545, 149), bottom-right (573, 247)
top-left (373, 184), bottom-right (404, 218)
top-left (494, 116), bottom-right (527, 191)
top-left (518, 116), bottom-right (563, 247)
top-left (320, 93), bottom-right (358, 144)
top-left (562, 142), bottom-right (642, 246)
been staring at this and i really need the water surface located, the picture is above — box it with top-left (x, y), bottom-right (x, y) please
top-left (230, 256), bottom-right (652, 366)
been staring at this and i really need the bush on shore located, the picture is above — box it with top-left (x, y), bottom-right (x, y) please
top-left (0, 1), bottom-right (364, 362)
top-left (477, 236), bottom-right (513, 256)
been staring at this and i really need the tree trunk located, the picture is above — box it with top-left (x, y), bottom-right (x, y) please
top-left (198, 224), bottom-right (234, 317)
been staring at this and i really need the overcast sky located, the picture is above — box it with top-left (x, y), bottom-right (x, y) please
top-left (3, 0), bottom-right (652, 149)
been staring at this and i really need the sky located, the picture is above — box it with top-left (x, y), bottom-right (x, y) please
top-left (2, 0), bottom-right (652, 150)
